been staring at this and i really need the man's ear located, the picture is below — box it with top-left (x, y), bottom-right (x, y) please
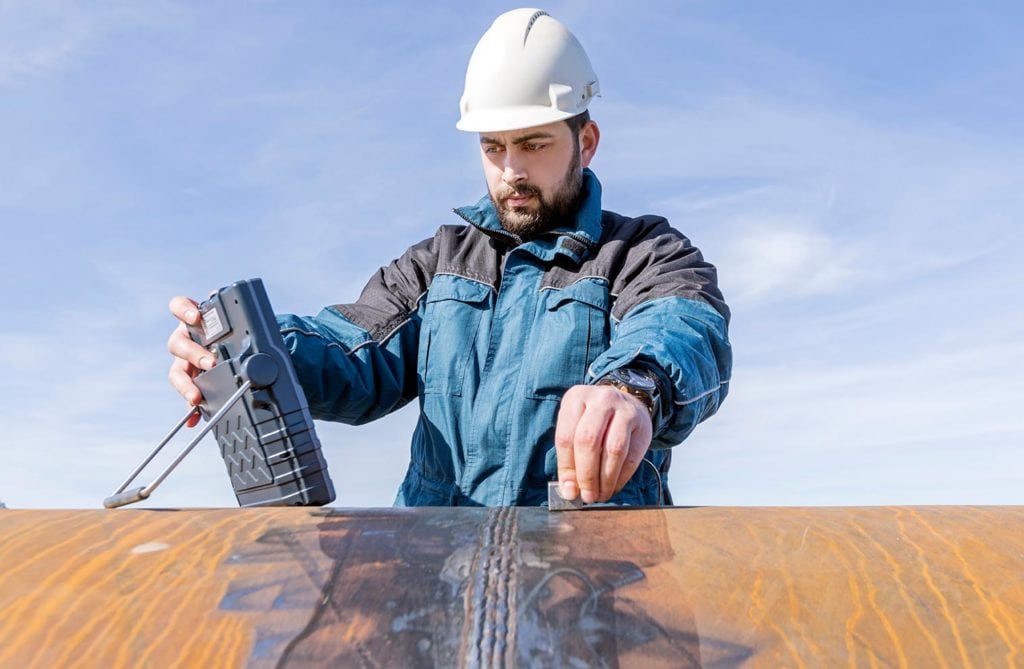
top-left (580, 121), bottom-right (600, 168)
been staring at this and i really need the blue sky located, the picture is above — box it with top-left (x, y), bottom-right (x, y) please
top-left (1, 1), bottom-right (1021, 508)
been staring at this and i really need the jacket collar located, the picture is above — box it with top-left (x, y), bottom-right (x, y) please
top-left (454, 169), bottom-right (604, 262)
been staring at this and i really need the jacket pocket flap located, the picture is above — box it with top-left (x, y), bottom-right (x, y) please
top-left (425, 275), bottom-right (492, 304)
top-left (544, 278), bottom-right (610, 311)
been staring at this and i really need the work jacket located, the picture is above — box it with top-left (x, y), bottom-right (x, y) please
top-left (277, 170), bottom-right (732, 506)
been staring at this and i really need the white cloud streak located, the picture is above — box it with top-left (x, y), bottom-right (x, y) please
top-left (0, 1), bottom-right (177, 86)
top-left (675, 339), bottom-right (1024, 505)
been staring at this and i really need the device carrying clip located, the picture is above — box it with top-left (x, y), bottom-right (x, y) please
top-left (103, 380), bottom-right (253, 509)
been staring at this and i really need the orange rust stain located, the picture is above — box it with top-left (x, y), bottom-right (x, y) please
top-left (55, 514), bottom-right (232, 665)
top-left (775, 520), bottom-right (825, 661)
top-left (908, 508), bottom-right (1020, 666)
top-left (893, 509), bottom-right (971, 669)
top-left (0, 509), bottom-right (312, 667)
top-left (739, 518), bottom-right (806, 666)
top-left (818, 525), bottom-right (866, 667)
top-left (853, 510), bottom-right (949, 665)
top-left (841, 523), bottom-right (907, 668)
top-left (0, 512), bottom-right (151, 662)
top-left (124, 514), bottom-right (251, 668)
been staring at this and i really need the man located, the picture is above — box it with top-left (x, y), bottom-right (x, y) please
top-left (167, 9), bottom-right (731, 507)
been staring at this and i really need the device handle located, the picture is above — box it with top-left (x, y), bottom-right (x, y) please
top-left (103, 380), bottom-right (253, 509)
top-left (109, 406), bottom-right (200, 498)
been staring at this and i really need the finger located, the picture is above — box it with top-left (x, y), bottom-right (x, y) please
top-left (168, 357), bottom-right (203, 406)
top-left (169, 296), bottom-right (201, 325)
top-left (555, 389), bottom-right (586, 500)
top-left (598, 410), bottom-right (633, 502)
top-left (572, 404), bottom-right (613, 504)
top-left (167, 322), bottom-right (216, 371)
top-left (614, 424), bottom-right (651, 494)
top-left (168, 296), bottom-right (205, 430)
top-left (170, 359), bottom-right (204, 429)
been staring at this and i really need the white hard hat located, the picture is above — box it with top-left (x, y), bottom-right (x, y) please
top-left (457, 8), bottom-right (600, 133)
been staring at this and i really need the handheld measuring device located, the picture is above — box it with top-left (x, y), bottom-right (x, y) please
top-left (104, 278), bottom-right (335, 508)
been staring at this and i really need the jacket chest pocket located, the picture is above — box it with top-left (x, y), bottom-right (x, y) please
top-left (525, 278), bottom-right (610, 400)
top-left (418, 276), bottom-right (492, 396)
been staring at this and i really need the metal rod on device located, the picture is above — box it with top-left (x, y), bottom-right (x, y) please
top-left (104, 380), bottom-right (253, 508)
top-left (111, 406), bottom-right (201, 496)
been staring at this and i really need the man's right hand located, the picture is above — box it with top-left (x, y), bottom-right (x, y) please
top-left (167, 296), bottom-right (215, 428)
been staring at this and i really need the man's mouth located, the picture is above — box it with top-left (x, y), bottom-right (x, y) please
top-left (505, 194), bottom-right (534, 206)
top-left (501, 187), bottom-right (540, 208)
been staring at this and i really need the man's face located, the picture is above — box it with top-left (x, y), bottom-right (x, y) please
top-left (479, 120), bottom-right (584, 238)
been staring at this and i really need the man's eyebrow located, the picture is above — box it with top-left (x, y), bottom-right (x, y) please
top-left (479, 132), bottom-right (555, 145)
top-left (511, 132), bottom-right (554, 144)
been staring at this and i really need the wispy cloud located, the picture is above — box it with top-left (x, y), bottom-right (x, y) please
top-left (0, 2), bottom-right (174, 86)
top-left (0, 2), bottom-right (97, 86)
top-left (714, 223), bottom-right (861, 304)
top-left (599, 92), bottom-right (1024, 304)
top-left (677, 339), bottom-right (1024, 505)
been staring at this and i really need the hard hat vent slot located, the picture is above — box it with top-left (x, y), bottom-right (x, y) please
top-left (549, 83), bottom-right (575, 111)
top-left (523, 10), bottom-right (549, 45)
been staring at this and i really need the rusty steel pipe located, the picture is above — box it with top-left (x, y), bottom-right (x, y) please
top-left (0, 506), bottom-right (1022, 667)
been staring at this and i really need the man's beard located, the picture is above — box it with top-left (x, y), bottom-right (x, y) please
top-left (490, 152), bottom-right (583, 240)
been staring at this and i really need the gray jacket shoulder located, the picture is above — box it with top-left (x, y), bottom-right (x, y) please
top-left (570, 210), bottom-right (730, 322)
top-left (333, 224), bottom-right (499, 341)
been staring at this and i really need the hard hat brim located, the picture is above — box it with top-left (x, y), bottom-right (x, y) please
top-left (456, 105), bottom-right (585, 133)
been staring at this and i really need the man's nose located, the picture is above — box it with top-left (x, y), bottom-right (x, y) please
top-left (501, 156), bottom-right (527, 185)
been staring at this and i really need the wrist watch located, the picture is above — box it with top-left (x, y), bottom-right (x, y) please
top-left (596, 367), bottom-right (663, 431)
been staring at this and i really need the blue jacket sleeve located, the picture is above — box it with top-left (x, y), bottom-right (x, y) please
top-left (275, 235), bottom-right (438, 425)
top-left (587, 217), bottom-right (732, 448)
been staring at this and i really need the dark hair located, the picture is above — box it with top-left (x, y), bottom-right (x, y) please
top-left (565, 109), bottom-right (591, 135)
top-left (565, 109), bottom-right (591, 154)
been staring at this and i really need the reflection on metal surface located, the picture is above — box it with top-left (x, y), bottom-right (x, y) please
top-left (0, 506), bottom-right (1022, 667)
top-left (220, 508), bottom-right (736, 667)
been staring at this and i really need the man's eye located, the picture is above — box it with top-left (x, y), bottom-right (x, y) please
top-left (484, 145), bottom-right (503, 154)
top-left (524, 143), bottom-right (545, 151)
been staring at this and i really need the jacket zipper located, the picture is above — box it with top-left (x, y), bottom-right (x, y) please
top-left (453, 208), bottom-right (523, 246)
top-left (453, 208), bottom-right (596, 250)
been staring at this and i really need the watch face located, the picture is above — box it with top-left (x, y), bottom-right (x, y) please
top-left (618, 368), bottom-right (657, 392)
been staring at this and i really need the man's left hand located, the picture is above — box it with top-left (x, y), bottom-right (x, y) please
top-left (554, 384), bottom-right (653, 504)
